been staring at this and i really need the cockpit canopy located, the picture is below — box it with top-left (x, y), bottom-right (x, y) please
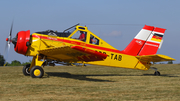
top-left (35, 24), bottom-right (79, 37)
top-left (35, 30), bottom-right (71, 37)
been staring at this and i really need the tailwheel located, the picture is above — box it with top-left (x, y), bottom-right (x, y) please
top-left (22, 64), bottom-right (31, 76)
top-left (154, 71), bottom-right (160, 76)
top-left (150, 67), bottom-right (161, 76)
top-left (30, 66), bottom-right (44, 78)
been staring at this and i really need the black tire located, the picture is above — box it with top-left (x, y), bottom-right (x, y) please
top-left (22, 64), bottom-right (31, 76)
top-left (30, 66), bottom-right (44, 78)
top-left (154, 71), bottom-right (160, 76)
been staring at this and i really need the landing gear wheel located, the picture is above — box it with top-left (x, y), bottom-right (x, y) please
top-left (22, 64), bottom-right (31, 76)
top-left (154, 71), bottom-right (160, 76)
top-left (30, 66), bottom-right (44, 78)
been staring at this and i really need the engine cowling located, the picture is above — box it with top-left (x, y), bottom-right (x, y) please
top-left (14, 30), bottom-right (30, 55)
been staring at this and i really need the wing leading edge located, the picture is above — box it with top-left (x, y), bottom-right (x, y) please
top-left (38, 46), bottom-right (108, 62)
top-left (136, 54), bottom-right (175, 62)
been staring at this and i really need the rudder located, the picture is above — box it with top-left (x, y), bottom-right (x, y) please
top-left (123, 25), bottom-right (154, 56)
top-left (138, 27), bottom-right (166, 55)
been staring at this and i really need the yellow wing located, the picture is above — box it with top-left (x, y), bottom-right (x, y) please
top-left (38, 46), bottom-right (108, 62)
top-left (136, 54), bottom-right (175, 62)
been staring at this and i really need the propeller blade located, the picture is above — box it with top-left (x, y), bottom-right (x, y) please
top-left (3, 42), bottom-right (10, 66)
top-left (4, 43), bottom-right (8, 54)
top-left (9, 21), bottom-right (13, 40)
top-left (8, 42), bottom-right (10, 51)
top-left (4, 21), bottom-right (14, 66)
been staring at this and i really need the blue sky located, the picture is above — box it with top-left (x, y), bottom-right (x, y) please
top-left (0, 0), bottom-right (180, 63)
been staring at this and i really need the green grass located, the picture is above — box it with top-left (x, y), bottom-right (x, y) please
top-left (0, 64), bottom-right (180, 101)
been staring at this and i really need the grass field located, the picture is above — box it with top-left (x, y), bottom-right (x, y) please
top-left (0, 64), bottom-right (180, 101)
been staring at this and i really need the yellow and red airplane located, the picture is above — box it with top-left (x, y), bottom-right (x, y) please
top-left (5, 24), bottom-right (175, 78)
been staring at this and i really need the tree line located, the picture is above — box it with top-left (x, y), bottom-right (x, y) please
top-left (0, 54), bottom-right (31, 66)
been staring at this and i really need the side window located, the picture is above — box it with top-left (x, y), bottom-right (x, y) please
top-left (89, 34), bottom-right (99, 45)
top-left (71, 31), bottom-right (87, 42)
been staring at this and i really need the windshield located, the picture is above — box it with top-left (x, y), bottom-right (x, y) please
top-left (63, 23), bottom-right (79, 35)
top-left (34, 24), bottom-right (80, 38)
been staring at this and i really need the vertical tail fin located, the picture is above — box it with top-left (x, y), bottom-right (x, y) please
top-left (123, 25), bottom-right (154, 56)
top-left (138, 27), bottom-right (166, 55)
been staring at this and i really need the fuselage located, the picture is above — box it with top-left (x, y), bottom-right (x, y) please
top-left (23, 26), bottom-right (151, 70)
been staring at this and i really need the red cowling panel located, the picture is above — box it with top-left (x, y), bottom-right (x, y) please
top-left (14, 30), bottom-right (30, 55)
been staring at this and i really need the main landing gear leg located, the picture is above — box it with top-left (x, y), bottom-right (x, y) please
top-left (150, 67), bottom-right (160, 76)
top-left (24, 54), bottom-right (45, 78)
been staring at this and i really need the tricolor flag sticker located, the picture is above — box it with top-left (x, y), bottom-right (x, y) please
top-left (151, 33), bottom-right (163, 42)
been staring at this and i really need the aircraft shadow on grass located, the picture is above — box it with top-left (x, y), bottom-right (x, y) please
top-left (45, 72), bottom-right (116, 82)
top-left (45, 72), bottom-right (179, 82)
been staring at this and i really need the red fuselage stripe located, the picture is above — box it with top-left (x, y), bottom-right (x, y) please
top-left (32, 34), bottom-right (125, 54)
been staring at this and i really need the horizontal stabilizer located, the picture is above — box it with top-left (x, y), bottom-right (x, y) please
top-left (136, 54), bottom-right (175, 62)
